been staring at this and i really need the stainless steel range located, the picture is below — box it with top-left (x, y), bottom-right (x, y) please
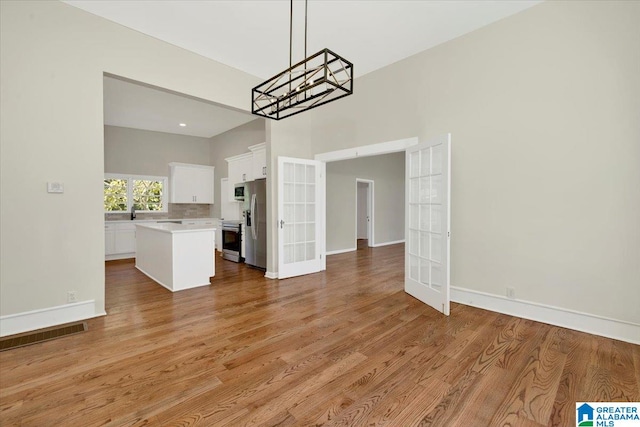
top-left (221, 220), bottom-right (243, 262)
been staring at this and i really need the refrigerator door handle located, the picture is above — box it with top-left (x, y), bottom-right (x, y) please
top-left (251, 193), bottom-right (257, 240)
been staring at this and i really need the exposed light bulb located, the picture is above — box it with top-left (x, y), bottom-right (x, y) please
top-left (179, 123), bottom-right (187, 127)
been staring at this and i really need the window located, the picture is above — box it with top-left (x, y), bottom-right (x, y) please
top-left (104, 174), bottom-right (167, 213)
top-left (104, 177), bottom-right (128, 212)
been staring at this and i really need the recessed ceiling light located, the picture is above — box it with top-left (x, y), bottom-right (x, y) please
top-left (179, 123), bottom-right (187, 127)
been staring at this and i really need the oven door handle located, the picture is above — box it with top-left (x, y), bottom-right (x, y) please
top-left (251, 193), bottom-right (257, 240)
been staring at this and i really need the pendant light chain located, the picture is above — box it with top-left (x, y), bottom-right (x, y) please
top-left (289, 0), bottom-right (293, 70)
top-left (289, 0), bottom-right (309, 80)
top-left (289, 0), bottom-right (309, 93)
top-left (252, 0), bottom-right (353, 120)
top-left (304, 0), bottom-right (308, 99)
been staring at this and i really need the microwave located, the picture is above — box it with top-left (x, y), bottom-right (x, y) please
top-left (234, 182), bottom-right (246, 201)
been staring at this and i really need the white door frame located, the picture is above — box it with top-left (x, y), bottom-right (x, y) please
top-left (315, 135), bottom-right (451, 317)
top-left (315, 137), bottom-right (418, 163)
top-left (355, 179), bottom-right (374, 247)
top-left (315, 137), bottom-right (418, 262)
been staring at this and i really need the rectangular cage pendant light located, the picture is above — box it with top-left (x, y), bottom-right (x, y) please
top-left (252, 48), bottom-right (353, 120)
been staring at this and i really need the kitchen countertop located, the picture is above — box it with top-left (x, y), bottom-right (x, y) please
top-left (135, 222), bottom-right (216, 234)
top-left (105, 217), bottom-right (217, 224)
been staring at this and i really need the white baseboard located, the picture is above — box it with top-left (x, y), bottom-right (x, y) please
top-left (264, 271), bottom-right (278, 279)
top-left (0, 300), bottom-right (105, 337)
top-left (326, 247), bottom-right (357, 256)
top-left (105, 253), bottom-right (134, 261)
top-left (370, 239), bottom-right (405, 248)
top-left (451, 286), bottom-right (640, 345)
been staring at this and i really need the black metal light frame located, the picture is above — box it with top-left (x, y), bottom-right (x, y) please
top-left (252, 48), bottom-right (353, 120)
top-left (251, 0), bottom-right (354, 120)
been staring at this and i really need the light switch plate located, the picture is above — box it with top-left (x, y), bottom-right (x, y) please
top-left (47, 182), bottom-right (64, 193)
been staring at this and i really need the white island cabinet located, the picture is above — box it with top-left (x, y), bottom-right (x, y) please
top-left (135, 223), bottom-right (216, 292)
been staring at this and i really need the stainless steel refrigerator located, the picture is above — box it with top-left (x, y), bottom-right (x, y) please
top-left (244, 178), bottom-right (267, 270)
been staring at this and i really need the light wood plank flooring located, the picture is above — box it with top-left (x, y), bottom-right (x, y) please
top-left (1, 243), bottom-right (638, 426)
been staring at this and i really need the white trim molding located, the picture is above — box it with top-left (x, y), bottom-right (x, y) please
top-left (0, 300), bottom-right (105, 337)
top-left (105, 253), bottom-right (135, 261)
top-left (451, 286), bottom-right (640, 345)
top-left (315, 137), bottom-right (418, 162)
top-left (326, 247), bottom-right (357, 256)
top-left (371, 239), bottom-right (405, 248)
top-left (264, 271), bottom-right (278, 279)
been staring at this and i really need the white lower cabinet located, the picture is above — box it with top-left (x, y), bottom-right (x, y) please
top-left (105, 223), bottom-right (138, 259)
top-left (181, 219), bottom-right (214, 226)
top-left (135, 224), bottom-right (215, 292)
top-left (114, 223), bottom-right (136, 254)
top-left (215, 219), bottom-right (222, 252)
top-left (105, 224), bottom-right (116, 254)
top-left (106, 219), bottom-right (218, 260)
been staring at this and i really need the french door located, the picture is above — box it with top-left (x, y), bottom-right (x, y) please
top-left (278, 157), bottom-right (325, 279)
top-left (405, 134), bottom-right (451, 314)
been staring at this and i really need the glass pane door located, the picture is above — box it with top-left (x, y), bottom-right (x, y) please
top-left (405, 135), bottom-right (450, 315)
top-left (278, 157), bottom-right (324, 279)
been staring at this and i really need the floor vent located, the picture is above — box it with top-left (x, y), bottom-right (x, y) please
top-left (0, 322), bottom-right (87, 352)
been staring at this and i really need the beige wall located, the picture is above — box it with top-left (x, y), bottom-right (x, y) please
top-left (266, 115), bottom-right (314, 274)
top-left (104, 125), bottom-right (212, 176)
top-left (209, 119), bottom-right (266, 218)
top-left (0, 1), bottom-right (259, 320)
top-left (2, 0), bottom-right (638, 336)
top-left (105, 121), bottom-right (266, 219)
top-left (104, 125), bottom-right (215, 217)
top-left (268, 1), bottom-right (640, 325)
top-left (326, 153), bottom-right (405, 252)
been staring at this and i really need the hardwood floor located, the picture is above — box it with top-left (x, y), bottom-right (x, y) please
top-left (1, 244), bottom-right (638, 426)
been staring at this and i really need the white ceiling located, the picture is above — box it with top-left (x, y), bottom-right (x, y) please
top-left (78, 0), bottom-right (542, 137)
top-left (103, 76), bottom-right (257, 138)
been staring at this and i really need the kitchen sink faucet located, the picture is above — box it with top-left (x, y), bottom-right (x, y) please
top-left (131, 205), bottom-right (136, 220)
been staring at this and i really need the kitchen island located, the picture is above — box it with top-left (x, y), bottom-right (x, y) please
top-left (135, 223), bottom-right (216, 292)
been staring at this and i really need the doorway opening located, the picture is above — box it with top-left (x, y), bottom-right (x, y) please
top-left (356, 179), bottom-right (374, 249)
top-left (318, 137), bottom-right (417, 261)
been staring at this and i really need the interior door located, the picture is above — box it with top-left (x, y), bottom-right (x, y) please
top-left (405, 134), bottom-right (451, 315)
top-left (278, 156), bottom-right (325, 279)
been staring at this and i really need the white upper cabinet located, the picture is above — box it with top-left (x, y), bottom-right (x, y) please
top-left (226, 144), bottom-right (267, 202)
top-left (169, 162), bottom-right (214, 204)
top-left (249, 143), bottom-right (267, 179)
top-left (226, 152), bottom-right (253, 201)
